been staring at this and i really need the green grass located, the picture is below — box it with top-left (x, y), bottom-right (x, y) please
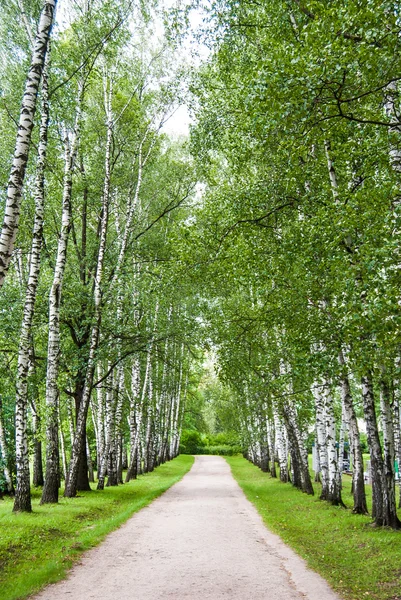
top-left (0, 455), bottom-right (194, 600)
top-left (226, 455), bottom-right (401, 600)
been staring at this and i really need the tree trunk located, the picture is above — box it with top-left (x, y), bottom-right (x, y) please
top-left (379, 371), bottom-right (401, 529)
top-left (126, 357), bottom-right (141, 482)
top-left (283, 400), bottom-right (314, 495)
top-left (339, 352), bottom-right (368, 514)
top-left (65, 76), bottom-right (112, 498)
top-left (323, 382), bottom-right (344, 506)
top-left (0, 0), bottom-right (57, 289)
top-left (32, 409), bottom-right (44, 487)
top-left (0, 397), bottom-right (14, 494)
top-left (41, 80), bottom-right (83, 504)
top-left (314, 384), bottom-right (329, 500)
top-left (273, 406), bottom-right (288, 483)
top-left (362, 372), bottom-right (401, 528)
top-left (14, 51), bottom-right (51, 511)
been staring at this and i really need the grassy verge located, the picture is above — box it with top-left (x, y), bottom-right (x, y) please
top-left (226, 455), bottom-right (401, 600)
top-left (0, 455), bottom-right (194, 600)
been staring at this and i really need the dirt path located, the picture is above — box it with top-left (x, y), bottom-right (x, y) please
top-left (34, 456), bottom-right (340, 599)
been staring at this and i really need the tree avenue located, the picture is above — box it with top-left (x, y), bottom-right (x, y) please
top-left (0, 0), bottom-right (401, 537)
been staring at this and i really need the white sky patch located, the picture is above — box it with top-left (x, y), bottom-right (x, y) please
top-left (54, 0), bottom-right (209, 137)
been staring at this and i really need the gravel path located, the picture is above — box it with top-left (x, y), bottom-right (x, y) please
top-left (34, 455), bottom-right (340, 600)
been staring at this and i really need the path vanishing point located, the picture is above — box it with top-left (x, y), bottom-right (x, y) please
top-left (34, 456), bottom-right (340, 600)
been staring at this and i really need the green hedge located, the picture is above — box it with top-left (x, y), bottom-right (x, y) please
top-left (181, 445), bottom-right (242, 456)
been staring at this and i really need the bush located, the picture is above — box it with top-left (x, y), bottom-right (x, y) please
top-left (179, 430), bottom-right (205, 454)
top-left (190, 445), bottom-right (242, 456)
top-left (204, 432), bottom-right (241, 447)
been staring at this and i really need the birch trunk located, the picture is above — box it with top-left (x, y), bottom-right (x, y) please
top-left (323, 382), bottom-right (344, 506)
top-left (266, 414), bottom-right (277, 477)
top-left (97, 369), bottom-right (115, 490)
top-left (125, 357), bottom-right (141, 482)
top-left (144, 371), bottom-right (155, 473)
top-left (282, 400), bottom-right (314, 495)
top-left (379, 372), bottom-right (401, 529)
top-left (384, 82), bottom-right (401, 174)
top-left (65, 76), bottom-right (113, 498)
top-left (59, 412), bottom-right (68, 483)
top-left (393, 355), bottom-right (401, 507)
top-left (114, 365), bottom-right (125, 485)
top-left (0, 0), bottom-right (57, 288)
top-left (0, 397), bottom-right (14, 494)
top-left (126, 302), bottom-right (158, 480)
top-left (95, 365), bottom-right (105, 479)
top-left (273, 406), bottom-right (288, 482)
top-left (86, 437), bottom-right (94, 483)
top-left (170, 349), bottom-right (183, 460)
top-left (339, 351), bottom-right (368, 514)
top-left (313, 384), bottom-right (329, 500)
top-left (41, 83), bottom-right (83, 504)
top-left (32, 406), bottom-right (44, 487)
top-left (14, 54), bottom-right (50, 510)
top-left (361, 372), bottom-right (400, 528)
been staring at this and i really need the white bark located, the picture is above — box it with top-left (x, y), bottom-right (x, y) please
top-left (41, 81), bottom-right (83, 504)
top-left (0, 398), bottom-right (14, 493)
top-left (14, 52), bottom-right (50, 511)
top-left (384, 81), bottom-right (401, 174)
top-left (65, 76), bottom-right (113, 497)
top-left (0, 0), bottom-right (57, 288)
top-left (313, 383), bottom-right (329, 500)
top-left (273, 405), bottom-right (288, 482)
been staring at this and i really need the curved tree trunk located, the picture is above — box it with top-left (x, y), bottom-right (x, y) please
top-left (0, 0), bottom-right (57, 289)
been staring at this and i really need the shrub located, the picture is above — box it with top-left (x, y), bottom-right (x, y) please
top-left (193, 445), bottom-right (242, 456)
top-left (179, 430), bottom-right (205, 454)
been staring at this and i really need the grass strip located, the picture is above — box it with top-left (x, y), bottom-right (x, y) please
top-left (226, 455), bottom-right (401, 600)
top-left (0, 455), bottom-right (194, 600)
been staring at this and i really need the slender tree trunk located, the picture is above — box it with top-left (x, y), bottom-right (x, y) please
top-left (32, 407), bottom-right (44, 487)
top-left (314, 384), bottom-right (329, 500)
top-left (126, 302), bottom-right (158, 480)
top-left (170, 348), bottom-right (183, 460)
top-left (0, 0), bottom-right (57, 288)
top-left (86, 437), bottom-right (94, 483)
top-left (41, 83), bottom-right (83, 503)
top-left (323, 382), bottom-right (344, 506)
top-left (274, 406), bottom-right (288, 483)
top-left (65, 76), bottom-right (113, 498)
top-left (14, 53), bottom-right (51, 511)
top-left (59, 411), bottom-right (68, 483)
top-left (283, 400), bottom-right (314, 495)
top-left (339, 351), bottom-right (368, 514)
top-left (361, 372), bottom-right (400, 528)
top-left (266, 413), bottom-right (277, 477)
top-left (0, 397), bottom-right (14, 494)
top-left (126, 357), bottom-right (141, 482)
top-left (393, 355), bottom-right (401, 507)
top-left (379, 371), bottom-right (401, 529)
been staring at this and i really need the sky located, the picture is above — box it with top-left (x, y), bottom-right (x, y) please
top-left (54, 0), bottom-right (208, 137)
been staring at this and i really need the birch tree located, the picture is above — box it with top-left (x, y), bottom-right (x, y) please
top-left (0, 0), bottom-right (57, 289)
